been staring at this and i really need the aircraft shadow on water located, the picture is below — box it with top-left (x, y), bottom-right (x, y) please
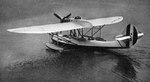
top-left (3, 47), bottom-right (141, 82)
top-left (45, 48), bottom-right (141, 82)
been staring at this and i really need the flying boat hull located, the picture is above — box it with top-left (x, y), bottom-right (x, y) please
top-left (46, 24), bottom-right (144, 51)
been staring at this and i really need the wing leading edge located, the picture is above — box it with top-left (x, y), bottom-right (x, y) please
top-left (7, 21), bottom-right (92, 34)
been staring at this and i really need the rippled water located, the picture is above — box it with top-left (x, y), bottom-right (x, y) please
top-left (0, 48), bottom-right (145, 82)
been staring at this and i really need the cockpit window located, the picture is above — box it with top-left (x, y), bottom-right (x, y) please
top-left (75, 16), bottom-right (81, 19)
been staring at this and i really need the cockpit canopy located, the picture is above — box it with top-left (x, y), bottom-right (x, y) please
top-left (62, 18), bottom-right (70, 22)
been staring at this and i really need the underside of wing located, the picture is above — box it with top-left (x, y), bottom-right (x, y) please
top-left (85, 16), bottom-right (123, 26)
top-left (7, 21), bottom-right (92, 34)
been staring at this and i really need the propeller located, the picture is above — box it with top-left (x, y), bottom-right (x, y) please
top-left (53, 13), bottom-right (72, 23)
top-left (54, 13), bottom-right (62, 20)
top-left (64, 13), bottom-right (71, 19)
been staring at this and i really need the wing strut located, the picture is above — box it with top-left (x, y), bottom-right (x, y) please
top-left (83, 25), bottom-right (105, 37)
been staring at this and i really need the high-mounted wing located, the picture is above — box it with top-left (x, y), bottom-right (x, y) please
top-left (7, 16), bottom-right (123, 34)
top-left (84, 16), bottom-right (123, 27)
top-left (7, 21), bottom-right (92, 34)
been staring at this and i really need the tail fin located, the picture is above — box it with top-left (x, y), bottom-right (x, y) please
top-left (116, 24), bottom-right (144, 48)
top-left (125, 24), bottom-right (138, 47)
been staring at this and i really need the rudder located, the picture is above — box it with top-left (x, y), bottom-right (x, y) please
top-left (125, 24), bottom-right (138, 47)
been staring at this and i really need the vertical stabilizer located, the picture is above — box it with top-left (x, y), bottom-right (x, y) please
top-left (125, 24), bottom-right (138, 47)
top-left (116, 24), bottom-right (143, 48)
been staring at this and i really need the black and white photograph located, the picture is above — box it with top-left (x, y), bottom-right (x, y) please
top-left (0, 0), bottom-right (150, 82)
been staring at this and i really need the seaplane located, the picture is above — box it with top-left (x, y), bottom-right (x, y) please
top-left (7, 13), bottom-right (144, 52)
